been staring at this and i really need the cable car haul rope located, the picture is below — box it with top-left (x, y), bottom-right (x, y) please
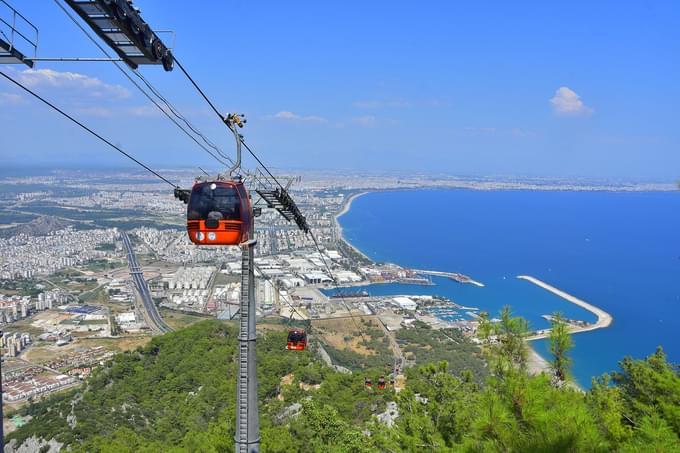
top-left (0, 69), bottom-right (178, 188)
top-left (1, 4), bottom-right (380, 450)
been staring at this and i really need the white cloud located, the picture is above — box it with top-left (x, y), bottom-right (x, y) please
top-left (74, 105), bottom-right (172, 118)
top-left (15, 68), bottom-right (130, 99)
top-left (550, 86), bottom-right (593, 116)
top-left (271, 111), bottom-right (327, 123)
top-left (273, 111), bottom-right (298, 119)
top-left (0, 92), bottom-right (24, 105)
top-left (128, 105), bottom-right (159, 117)
top-left (350, 115), bottom-right (400, 127)
top-left (353, 99), bottom-right (410, 109)
top-left (351, 115), bottom-right (377, 127)
top-left (127, 105), bottom-right (173, 117)
top-left (73, 106), bottom-right (114, 118)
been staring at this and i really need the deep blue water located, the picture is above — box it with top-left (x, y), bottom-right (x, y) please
top-left (337, 189), bottom-right (680, 387)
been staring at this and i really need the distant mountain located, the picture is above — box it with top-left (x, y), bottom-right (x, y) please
top-left (13, 216), bottom-right (72, 236)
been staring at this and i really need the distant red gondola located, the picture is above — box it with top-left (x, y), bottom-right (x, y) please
top-left (286, 328), bottom-right (307, 351)
top-left (377, 375), bottom-right (386, 390)
top-left (365, 377), bottom-right (373, 388)
top-left (184, 179), bottom-right (252, 246)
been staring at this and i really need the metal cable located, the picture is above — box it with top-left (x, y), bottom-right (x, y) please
top-left (173, 55), bottom-right (288, 189)
top-left (131, 68), bottom-right (234, 164)
top-left (252, 263), bottom-right (306, 323)
top-left (308, 230), bottom-right (370, 345)
top-left (173, 56), bottom-right (224, 120)
top-left (172, 53), bottom-right (370, 345)
top-left (52, 0), bottom-right (231, 168)
top-left (0, 69), bottom-right (178, 188)
top-left (240, 139), bottom-right (286, 191)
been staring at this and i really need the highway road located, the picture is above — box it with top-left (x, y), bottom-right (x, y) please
top-left (121, 232), bottom-right (172, 334)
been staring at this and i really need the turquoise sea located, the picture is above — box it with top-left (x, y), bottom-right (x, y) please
top-left (335, 189), bottom-right (680, 387)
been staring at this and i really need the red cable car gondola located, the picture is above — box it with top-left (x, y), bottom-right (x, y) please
top-left (286, 328), bottom-right (307, 351)
top-left (175, 113), bottom-right (253, 246)
top-left (185, 179), bottom-right (252, 246)
top-left (377, 375), bottom-right (386, 390)
top-left (365, 377), bottom-right (373, 388)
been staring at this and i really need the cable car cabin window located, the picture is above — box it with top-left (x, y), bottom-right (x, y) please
top-left (287, 330), bottom-right (305, 343)
top-left (188, 184), bottom-right (241, 221)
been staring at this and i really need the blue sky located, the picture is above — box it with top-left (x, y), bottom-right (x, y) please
top-left (1, 0), bottom-right (679, 179)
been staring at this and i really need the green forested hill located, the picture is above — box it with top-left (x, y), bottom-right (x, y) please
top-left (7, 320), bottom-right (680, 452)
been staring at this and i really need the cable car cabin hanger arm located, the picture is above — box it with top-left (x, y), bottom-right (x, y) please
top-left (170, 56), bottom-right (310, 234)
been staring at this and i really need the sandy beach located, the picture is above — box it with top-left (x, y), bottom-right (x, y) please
top-left (334, 191), bottom-right (371, 261)
top-left (518, 275), bottom-right (613, 340)
top-left (517, 275), bottom-right (612, 389)
top-left (527, 345), bottom-right (552, 375)
top-left (527, 344), bottom-right (584, 391)
top-left (334, 191), bottom-right (369, 232)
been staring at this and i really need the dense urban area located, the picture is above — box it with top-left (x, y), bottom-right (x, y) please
top-left (1, 170), bottom-right (678, 452)
top-left (0, 170), bottom-right (492, 426)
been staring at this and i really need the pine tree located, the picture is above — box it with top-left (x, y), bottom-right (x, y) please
top-left (549, 312), bottom-right (573, 383)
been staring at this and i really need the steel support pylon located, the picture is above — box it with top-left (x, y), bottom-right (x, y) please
top-left (235, 237), bottom-right (259, 453)
top-left (1, 330), bottom-right (4, 452)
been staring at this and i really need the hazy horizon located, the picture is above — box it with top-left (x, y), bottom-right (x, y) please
top-left (0, 163), bottom-right (677, 184)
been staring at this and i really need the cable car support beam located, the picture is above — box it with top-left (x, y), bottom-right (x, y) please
top-left (0, 0), bottom-right (38, 68)
top-left (62, 0), bottom-right (175, 71)
top-left (27, 57), bottom-right (123, 62)
top-left (236, 236), bottom-right (260, 453)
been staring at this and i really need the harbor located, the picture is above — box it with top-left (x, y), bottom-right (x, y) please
top-left (518, 275), bottom-right (613, 340)
top-left (411, 269), bottom-right (485, 287)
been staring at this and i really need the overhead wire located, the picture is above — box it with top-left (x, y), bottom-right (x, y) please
top-left (172, 53), bottom-right (372, 345)
top-left (51, 0), bottom-right (232, 168)
top-left (307, 230), bottom-right (370, 345)
top-left (0, 69), bottom-right (177, 188)
top-left (240, 139), bottom-right (286, 190)
top-left (173, 56), bottom-right (224, 120)
top-left (130, 68), bottom-right (234, 165)
top-left (173, 55), bottom-right (289, 189)
top-left (16, 0), bottom-right (371, 370)
top-left (252, 263), bottom-right (306, 323)
top-left (175, 59), bottom-right (292, 194)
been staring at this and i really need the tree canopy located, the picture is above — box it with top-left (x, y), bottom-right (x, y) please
top-left (7, 319), bottom-right (680, 452)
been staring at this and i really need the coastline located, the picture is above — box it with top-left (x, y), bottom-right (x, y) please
top-left (527, 345), bottom-right (552, 375)
top-left (333, 191), bottom-right (485, 288)
top-left (334, 191), bottom-right (371, 261)
top-left (527, 345), bottom-right (584, 391)
top-left (332, 191), bottom-right (602, 390)
top-left (333, 192), bottom-right (615, 339)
